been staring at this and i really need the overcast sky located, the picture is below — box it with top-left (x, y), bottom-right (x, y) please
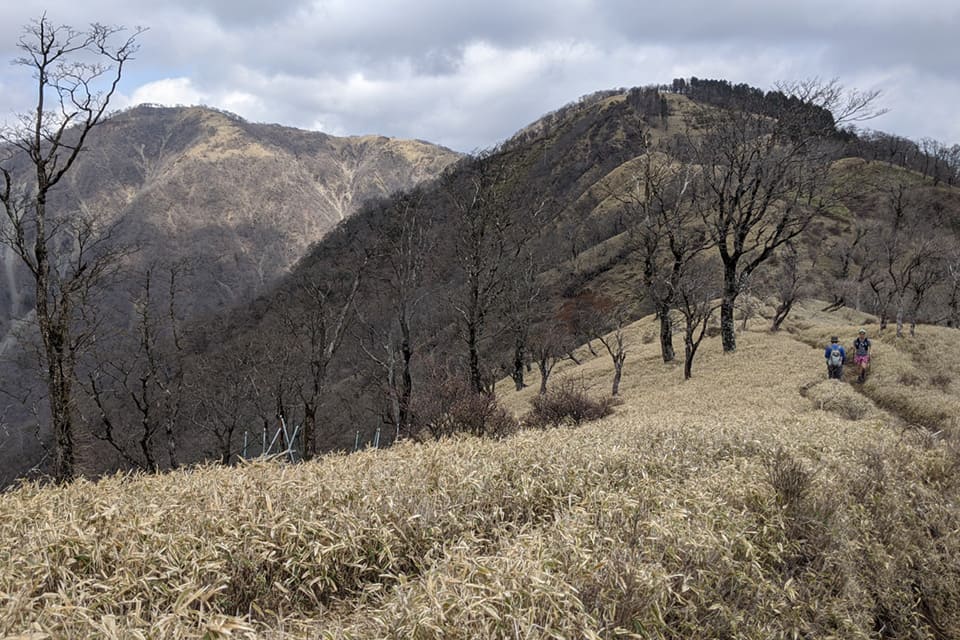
top-left (1, 1), bottom-right (957, 152)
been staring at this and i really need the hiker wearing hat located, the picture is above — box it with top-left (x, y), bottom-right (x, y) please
top-left (853, 328), bottom-right (872, 383)
top-left (824, 336), bottom-right (846, 380)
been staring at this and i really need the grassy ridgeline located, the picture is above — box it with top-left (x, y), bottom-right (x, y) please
top-left (1, 309), bottom-right (959, 638)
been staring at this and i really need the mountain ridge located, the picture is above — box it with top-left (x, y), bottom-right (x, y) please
top-left (204, 84), bottom-right (960, 458)
top-left (3, 82), bottom-right (960, 484)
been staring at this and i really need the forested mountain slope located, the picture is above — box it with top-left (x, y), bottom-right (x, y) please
top-left (0, 105), bottom-right (460, 484)
top-left (4, 82), bottom-right (959, 484)
top-left (182, 84), bottom-right (960, 469)
top-left (0, 104), bottom-right (460, 330)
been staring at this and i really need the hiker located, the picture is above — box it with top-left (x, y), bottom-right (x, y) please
top-left (853, 328), bottom-right (872, 383)
top-left (824, 336), bottom-right (846, 380)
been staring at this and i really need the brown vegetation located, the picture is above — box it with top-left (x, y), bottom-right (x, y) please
top-left (2, 308), bottom-right (959, 638)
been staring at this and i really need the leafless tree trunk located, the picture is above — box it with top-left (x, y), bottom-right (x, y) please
top-left (907, 257), bottom-right (942, 337)
top-left (946, 256), bottom-right (960, 328)
top-left (866, 183), bottom-right (944, 337)
top-left (505, 249), bottom-right (541, 391)
top-left (822, 226), bottom-right (868, 312)
top-left (676, 259), bottom-right (721, 380)
top-left (280, 266), bottom-right (362, 460)
top-left (770, 242), bottom-right (807, 331)
top-left (82, 263), bottom-right (187, 471)
top-left (528, 320), bottom-right (569, 395)
top-left (445, 151), bottom-right (532, 394)
top-left (0, 16), bottom-right (143, 482)
top-left (596, 310), bottom-right (627, 396)
top-left (189, 344), bottom-right (257, 465)
top-left (614, 152), bottom-right (708, 363)
top-left (356, 192), bottom-right (431, 441)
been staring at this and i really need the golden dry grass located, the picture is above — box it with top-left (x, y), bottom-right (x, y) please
top-left (180, 109), bottom-right (275, 162)
top-left (2, 305), bottom-right (959, 638)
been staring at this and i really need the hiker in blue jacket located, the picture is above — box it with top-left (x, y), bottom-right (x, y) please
top-left (824, 336), bottom-right (846, 380)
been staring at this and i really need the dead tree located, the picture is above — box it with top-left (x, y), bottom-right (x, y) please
top-left (0, 16), bottom-right (144, 482)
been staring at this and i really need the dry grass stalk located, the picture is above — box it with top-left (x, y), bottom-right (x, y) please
top-left (2, 304), bottom-right (959, 638)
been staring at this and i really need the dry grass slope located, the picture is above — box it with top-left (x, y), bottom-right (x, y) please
top-left (2, 305), bottom-right (959, 639)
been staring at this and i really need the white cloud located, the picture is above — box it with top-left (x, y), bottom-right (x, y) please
top-left (129, 77), bottom-right (207, 107)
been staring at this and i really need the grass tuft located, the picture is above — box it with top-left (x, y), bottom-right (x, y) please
top-left (805, 379), bottom-right (872, 419)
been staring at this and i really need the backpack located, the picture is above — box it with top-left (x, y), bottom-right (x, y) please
top-left (829, 348), bottom-right (843, 366)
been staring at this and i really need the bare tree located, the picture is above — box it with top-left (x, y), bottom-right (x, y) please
top-left (278, 266), bottom-right (362, 460)
top-left (770, 242), bottom-right (810, 331)
top-left (81, 263), bottom-right (186, 471)
top-left (503, 248), bottom-right (541, 391)
top-left (684, 80), bottom-right (881, 352)
top-left (186, 335), bottom-right (262, 465)
top-left (906, 258), bottom-right (942, 337)
top-left (0, 16), bottom-right (144, 481)
top-left (614, 151), bottom-right (709, 363)
top-left (822, 225), bottom-right (869, 312)
top-left (228, 310), bottom-right (300, 458)
top-left (595, 306), bottom-right (628, 396)
top-left (945, 253), bottom-right (960, 329)
top-left (528, 319), bottom-right (572, 395)
top-left (775, 79), bottom-right (886, 127)
top-left (556, 290), bottom-right (612, 359)
top-left (355, 192), bottom-right (432, 441)
top-left (445, 151), bottom-right (524, 393)
top-left (865, 183), bottom-right (944, 335)
top-left (675, 258), bottom-right (721, 380)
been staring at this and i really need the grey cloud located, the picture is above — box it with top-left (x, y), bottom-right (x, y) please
top-left (166, 0), bottom-right (312, 26)
top-left (1, 0), bottom-right (958, 151)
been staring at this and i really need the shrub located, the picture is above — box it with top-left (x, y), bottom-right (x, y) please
top-left (524, 379), bottom-right (618, 428)
top-left (412, 376), bottom-right (518, 439)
